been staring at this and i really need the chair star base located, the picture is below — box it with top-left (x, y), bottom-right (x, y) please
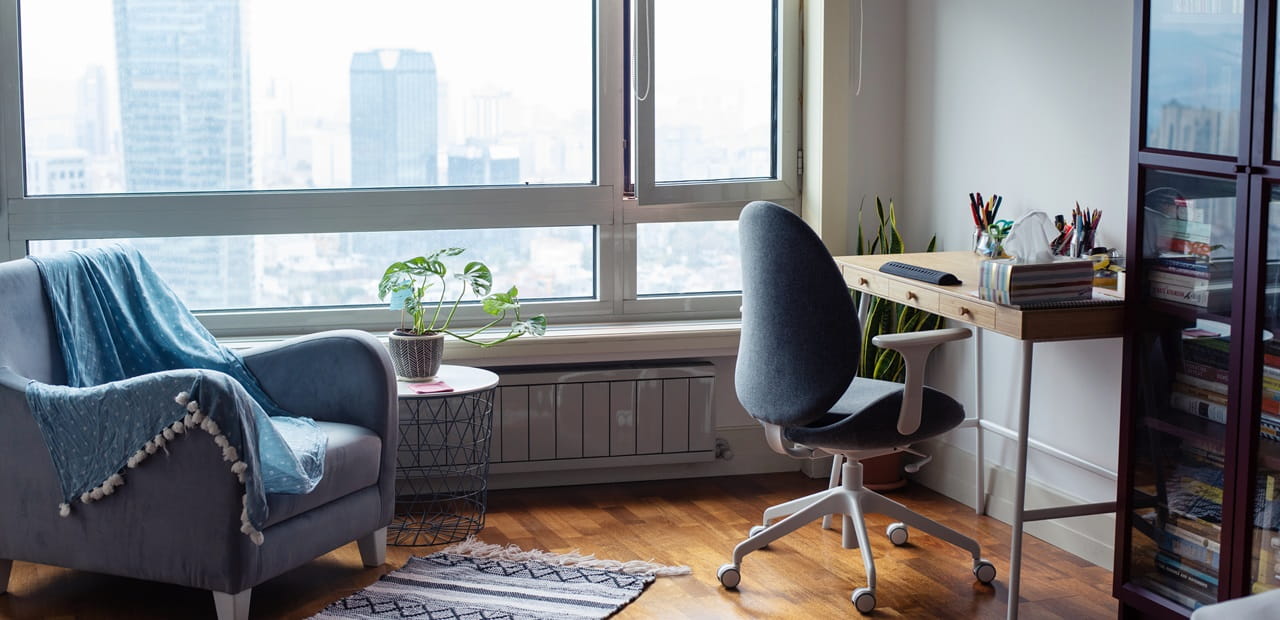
top-left (718, 460), bottom-right (996, 614)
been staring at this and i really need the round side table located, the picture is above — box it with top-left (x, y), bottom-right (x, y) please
top-left (389, 364), bottom-right (499, 546)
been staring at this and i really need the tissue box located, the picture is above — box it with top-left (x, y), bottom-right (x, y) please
top-left (978, 258), bottom-right (1094, 306)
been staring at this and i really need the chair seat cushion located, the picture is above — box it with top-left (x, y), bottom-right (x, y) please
top-left (784, 377), bottom-right (966, 451)
top-left (262, 421), bottom-right (381, 528)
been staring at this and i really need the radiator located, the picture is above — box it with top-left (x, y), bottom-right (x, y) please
top-left (487, 362), bottom-right (717, 474)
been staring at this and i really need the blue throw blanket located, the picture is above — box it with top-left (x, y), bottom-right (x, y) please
top-left (24, 245), bottom-right (326, 543)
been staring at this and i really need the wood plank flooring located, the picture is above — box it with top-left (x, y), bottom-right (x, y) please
top-left (0, 473), bottom-right (1117, 619)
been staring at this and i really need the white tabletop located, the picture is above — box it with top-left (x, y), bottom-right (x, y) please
top-left (396, 365), bottom-right (499, 399)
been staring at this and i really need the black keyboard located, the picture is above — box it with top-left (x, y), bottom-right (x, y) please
top-left (878, 261), bottom-right (962, 286)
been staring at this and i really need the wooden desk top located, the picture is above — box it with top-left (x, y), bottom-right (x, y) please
top-left (833, 251), bottom-right (1125, 342)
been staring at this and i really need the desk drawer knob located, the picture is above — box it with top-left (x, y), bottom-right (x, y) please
top-left (906, 291), bottom-right (918, 301)
top-left (858, 277), bottom-right (869, 286)
top-left (960, 307), bottom-right (973, 318)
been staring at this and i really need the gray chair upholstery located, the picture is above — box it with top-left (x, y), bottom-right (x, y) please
top-left (0, 257), bottom-right (397, 620)
top-left (719, 201), bottom-right (993, 613)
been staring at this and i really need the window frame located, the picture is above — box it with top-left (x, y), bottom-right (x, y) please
top-left (0, 0), bottom-right (799, 337)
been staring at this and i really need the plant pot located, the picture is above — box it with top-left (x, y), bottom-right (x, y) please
top-left (387, 330), bottom-right (445, 381)
top-left (860, 452), bottom-right (907, 491)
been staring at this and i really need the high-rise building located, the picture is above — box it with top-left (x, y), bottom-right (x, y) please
top-left (113, 0), bottom-right (251, 192)
top-left (76, 66), bottom-right (113, 158)
top-left (27, 151), bottom-right (90, 195)
top-left (447, 141), bottom-right (520, 186)
top-left (350, 49), bottom-right (439, 188)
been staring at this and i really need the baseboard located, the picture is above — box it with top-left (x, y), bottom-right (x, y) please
top-left (909, 438), bottom-right (1116, 569)
top-left (488, 425), bottom-right (800, 490)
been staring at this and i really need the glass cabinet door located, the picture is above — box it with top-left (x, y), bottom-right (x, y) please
top-left (1145, 0), bottom-right (1244, 156)
top-left (1128, 169), bottom-right (1239, 609)
top-left (1248, 185), bottom-right (1280, 595)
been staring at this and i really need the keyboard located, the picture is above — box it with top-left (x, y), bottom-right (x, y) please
top-left (878, 261), bottom-right (962, 286)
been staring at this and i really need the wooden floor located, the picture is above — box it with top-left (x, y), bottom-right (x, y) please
top-left (1, 473), bottom-right (1116, 619)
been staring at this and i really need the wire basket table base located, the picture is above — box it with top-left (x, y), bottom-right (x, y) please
top-left (390, 386), bottom-right (496, 546)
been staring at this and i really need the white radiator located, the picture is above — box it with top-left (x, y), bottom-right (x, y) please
top-left (487, 363), bottom-right (717, 474)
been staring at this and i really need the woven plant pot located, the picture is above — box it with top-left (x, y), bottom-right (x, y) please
top-left (387, 330), bottom-right (445, 381)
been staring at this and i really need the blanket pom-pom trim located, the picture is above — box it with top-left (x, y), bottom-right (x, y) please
top-left (60, 392), bottom-right (266, 546)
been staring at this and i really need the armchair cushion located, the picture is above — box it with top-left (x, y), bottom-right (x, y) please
top-left (784, 377), bottom-right (965, 451)
top-left (263, 421), bottom-right (381, 529)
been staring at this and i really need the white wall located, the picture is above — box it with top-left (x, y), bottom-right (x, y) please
top-left (844, 0), bottom-right (1133, 563)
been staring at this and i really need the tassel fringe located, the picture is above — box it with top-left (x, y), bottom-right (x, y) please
top-left (59, 390), bottom-right (265, 546)
top-left (440, 537), bottom-right (692, 577)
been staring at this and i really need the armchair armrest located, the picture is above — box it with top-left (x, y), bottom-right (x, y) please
top-left (240, 330), bottom-right (395, 433)
top-left (870, 327), bottom-right (971, 436)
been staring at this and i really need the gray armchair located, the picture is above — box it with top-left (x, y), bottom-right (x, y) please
top-left (0, 257), bottom-right (397, 620)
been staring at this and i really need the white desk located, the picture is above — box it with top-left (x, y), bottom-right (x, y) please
top-left (833, 251), bottom-right (1124, 620)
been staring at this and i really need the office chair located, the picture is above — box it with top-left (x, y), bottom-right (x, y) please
top-left (717, 201), bottom-right (995, 613)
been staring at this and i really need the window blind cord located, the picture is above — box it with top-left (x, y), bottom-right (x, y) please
top-left (636, 0), bottom-right (653, 102)
top-left (855, 0), bottom-right (864, 96)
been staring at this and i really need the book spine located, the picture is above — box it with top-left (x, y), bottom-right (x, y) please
top-left (1182, 360), bottom-right (1231, 385)
top-left (1151, 281), bottom-right (1209, 306)
top-left (1173, 383), bottom-right (1228, 406)
top-left (1149, 269), bottom-right (1210, 290)
top-left (1169, 391), bottom-right (1228, 424)
top-left (1174, 373), bottom-right (1228, 396)
top-left (1154, 553), bottom-right (1218, 599)
top-left (1169, 238), bottom-right (1213, 257)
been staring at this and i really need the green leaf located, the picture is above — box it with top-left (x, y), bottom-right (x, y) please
top-left (482, 287), bottom-right (520, 316)
top-left (457, 261), bottom-right (493, 297)
top-left (512, 314), bottom-right (548, 337)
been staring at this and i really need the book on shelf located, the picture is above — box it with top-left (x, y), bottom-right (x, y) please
top-left (1182, 339), bottom-right (1229, 371)
top-left (1180, 359), bottom-right (1230, 387)
top-left (1150, 280), bottom-right (1231, 310)
top-left (1170, 390), bottom-right (1228, 424)
top-left (1174, 372), bottom-right (1227, 397)
top-left (1173, 382), bottom-right (1228, 407)
top-left (1257, 475), bottom-right (1280, 589)
top-left (1149, 269), bottom-right (1211, 291)
top-left (1140, 575), bottom-right (1214, 609)
top-left (1155, 551), bottom-right (1219, 600)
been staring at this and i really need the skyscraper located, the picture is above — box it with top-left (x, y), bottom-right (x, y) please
top-left (113, 0), bottom-right (251, 192)
top-left (350, 49), bottom-right (439, 188)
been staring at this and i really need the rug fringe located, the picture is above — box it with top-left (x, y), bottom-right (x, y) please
top-left (442, 537), bottom-right (692, 577)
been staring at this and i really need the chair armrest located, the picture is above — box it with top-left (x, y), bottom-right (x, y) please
top-left (239, 330), bottom-right (396, 433)
top-left (870, 327), bottom-right (971, 435)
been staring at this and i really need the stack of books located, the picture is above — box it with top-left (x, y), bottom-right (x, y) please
top-left (1149, 255), bottom-right (1232, 312)
top-left (977, 257), bottom-right (1093, 306)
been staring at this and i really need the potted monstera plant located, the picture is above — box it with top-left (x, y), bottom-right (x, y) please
top-left (378, 248), bottom-right (547, 380)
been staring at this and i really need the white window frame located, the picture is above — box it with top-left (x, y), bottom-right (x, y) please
top-left (0, 0), bottom-right (799, 337)
top-left (622, 0), bottom-right (800, 317)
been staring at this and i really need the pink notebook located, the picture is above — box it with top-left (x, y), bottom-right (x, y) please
top-left (408, 381), bottom-right (453, 394)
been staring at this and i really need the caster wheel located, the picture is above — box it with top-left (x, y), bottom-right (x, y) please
top-left (852, 587), bottom-right (876, 614)
top-left (717, 564), bottom-right (741, 589)
top-left (974, 559), bottom-right (997, 584)
top-left (749, 524), bottom-right (770, 548)
top-left (886, 522), bottom-right (909, 546)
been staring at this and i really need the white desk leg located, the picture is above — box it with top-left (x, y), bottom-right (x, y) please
top-left (974, 328), bottom-right (986, 515)
top-left (1006, 340), bottom-right (1033, 620)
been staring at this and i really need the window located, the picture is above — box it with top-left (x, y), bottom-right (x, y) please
top-left (1, 0), bottom-right (799, 335)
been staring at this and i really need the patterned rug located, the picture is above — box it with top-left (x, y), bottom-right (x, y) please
top-left (313, 538), bottom-right (691, 619)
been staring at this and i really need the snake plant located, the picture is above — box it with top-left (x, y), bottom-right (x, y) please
top-left (854, 197), bottom-right (942, 382)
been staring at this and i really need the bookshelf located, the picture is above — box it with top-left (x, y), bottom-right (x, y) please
top-left (1116, 1), bottom-right (1280, 617)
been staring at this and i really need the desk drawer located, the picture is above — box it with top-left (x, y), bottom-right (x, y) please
top-left (938, 294), bottom-right (996, 329)
top-left (844, 269), bottom-right (888, 297)
top-left (887, 281), bottom-right (939, 311)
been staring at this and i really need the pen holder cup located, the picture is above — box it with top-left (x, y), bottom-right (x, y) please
top-left (973, 229), bottom-right (1005, 258)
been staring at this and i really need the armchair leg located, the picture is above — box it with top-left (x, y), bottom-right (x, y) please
top-left (1, 558), bottom-right (11, 594)
top-left (212, 589), bottom-right (251, 620)
top-left (357, 527), bottom-right (387, 567)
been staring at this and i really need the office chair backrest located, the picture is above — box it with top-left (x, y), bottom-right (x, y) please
top-left (736, 201), bottom-right (861, 427)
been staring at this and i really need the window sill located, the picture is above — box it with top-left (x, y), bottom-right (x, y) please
top-left (221, 319), bottom-right (742, 367)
